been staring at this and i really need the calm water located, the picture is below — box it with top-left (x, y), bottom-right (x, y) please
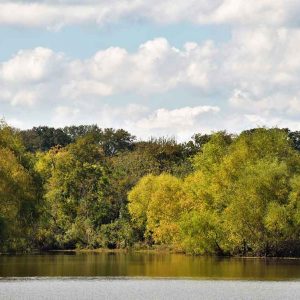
top-left (1, 253), bottom-right (300, 299)
top-left (1, 279), bottom-right (300, 300)
top-left (0, 252), bottom-right (299, 280)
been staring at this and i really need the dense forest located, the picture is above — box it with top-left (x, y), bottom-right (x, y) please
top-left (0, 119), bottom-right (300, 257)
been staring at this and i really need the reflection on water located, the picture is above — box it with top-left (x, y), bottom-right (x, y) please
top-left (0, 252), bottom-right (300, 280)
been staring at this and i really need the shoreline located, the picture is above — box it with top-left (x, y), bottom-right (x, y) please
top-left (2, 248), bottom-right (300, 260)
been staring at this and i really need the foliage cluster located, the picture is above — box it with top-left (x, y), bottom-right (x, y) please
top-left (129, 129), bottom-right (300, 256)
top-left (1, 121), bottom-right (300, 256)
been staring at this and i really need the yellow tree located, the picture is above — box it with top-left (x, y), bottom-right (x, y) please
top-left (0, 121), bottom-right (38, 251)
top-left (128, 174), bottom-right (183, 246)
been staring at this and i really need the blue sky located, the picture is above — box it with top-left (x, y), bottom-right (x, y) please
top-left (0, 23), bottom-right (231, 60)
top-left (0, 1), bottom-right (300, 140)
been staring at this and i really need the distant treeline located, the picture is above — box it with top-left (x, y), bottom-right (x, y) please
top-left (1, 120), bottom-right (300, 256)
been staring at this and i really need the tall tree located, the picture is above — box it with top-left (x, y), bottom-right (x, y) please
top-left (36, 135), bottom-right (111, 249)
top-left (0, 121), bottom-right (39, 252)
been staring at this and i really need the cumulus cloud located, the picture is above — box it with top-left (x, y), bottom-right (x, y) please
top-left (0, 47), bottom-right (64, 83)
top-left (0, 37), bottom-right (219, 107)
top-left (48, 104), bottom-right (221, 141)
top-left (2, 27), bottom-right (300, 138)
top-left (0, 47), bottom-right (66, 106)
top-left (133, 106), bottom-right (220, 140)
top-left (136, 106), bottom-right (220, 130)
top-left (0, 1), bottom-right (299, 29)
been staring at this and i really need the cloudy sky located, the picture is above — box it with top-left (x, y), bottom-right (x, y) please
top-left (1, 1), bottom-right (300, 140)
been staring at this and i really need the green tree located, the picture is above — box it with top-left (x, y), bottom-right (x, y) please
top-left (36, 135), bottom-right (111, 249)
top-left (20, 126), bottom-right (72, 152)
top-left (186, 128), bottom-right (300, 255)
top-left (0, 121), bottom-right (39, 252)
top-left (128, 174), bottom-right (183, 245)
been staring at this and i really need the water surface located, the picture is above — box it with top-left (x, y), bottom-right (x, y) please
top-left (0, 252), bottom-right (299, 280)
top-left (0, 279), bottom-right (300, 300)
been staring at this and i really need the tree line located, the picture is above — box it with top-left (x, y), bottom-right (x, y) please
top-left (0, 120), bottom-right (300, 256)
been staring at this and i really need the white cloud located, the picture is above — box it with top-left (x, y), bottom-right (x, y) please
top-left (132, 105), bottom-right (220, 140)
top-left (2, 29), bottom-right (299, 110)
top-left (0, 47), bottom-right (64, 83)
top-left (48, 103), bottom-right (220, 141)
top-left (0, 47), bottom-right (65, 107)
top-left (11, 90), bottom-right (38, 106)
top-left (2, 28), bottom-right (300, 137)
top-left (0, 37), bottom-right (217, 108)
top-left (229, 89), bottom-right (300, 116)
top-left (136, 106), bottom-right (220, 130)
top-left (61, 80), bottom-right (113, 99)
top-left (52, 106), bottom-right (80, 127)
top-left (0, 1), bottom-right (299, 29)
top-left (5, 117), bottom-right (25, 129)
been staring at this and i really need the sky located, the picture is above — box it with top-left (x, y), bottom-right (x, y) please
top-left (1, 1), bottom-right (300, 141)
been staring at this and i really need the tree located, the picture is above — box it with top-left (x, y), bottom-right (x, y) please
top-left (188, 128), bottom-right (300, 255)
top-left (98, 128), bottom-right (135, 156)
top-left (0, 121), bottom-right (39, 252)
top-left (36, 135), bottom-right (111, 249)
top-left (128, 174), bottom-right (183, 245)
top-left (128, 128), bottom-right (300, 256)
top-left (20, 126), bottom-right (72, 152)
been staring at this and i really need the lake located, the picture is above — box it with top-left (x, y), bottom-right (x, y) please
top-left (0, 252), bottom-right (300, 279)
top-left (0, 252), bottom-right (299, 299)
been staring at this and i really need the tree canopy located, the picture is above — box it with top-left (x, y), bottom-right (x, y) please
top-left (0, 121), bottom-right (299, 256)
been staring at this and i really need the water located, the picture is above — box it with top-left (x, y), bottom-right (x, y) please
top-left (0, 252), bottom-right (299, 299)
top-left (0, 252), bottom-right (299, 279)
top-left (0, 279), bottom-right (299, 300)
